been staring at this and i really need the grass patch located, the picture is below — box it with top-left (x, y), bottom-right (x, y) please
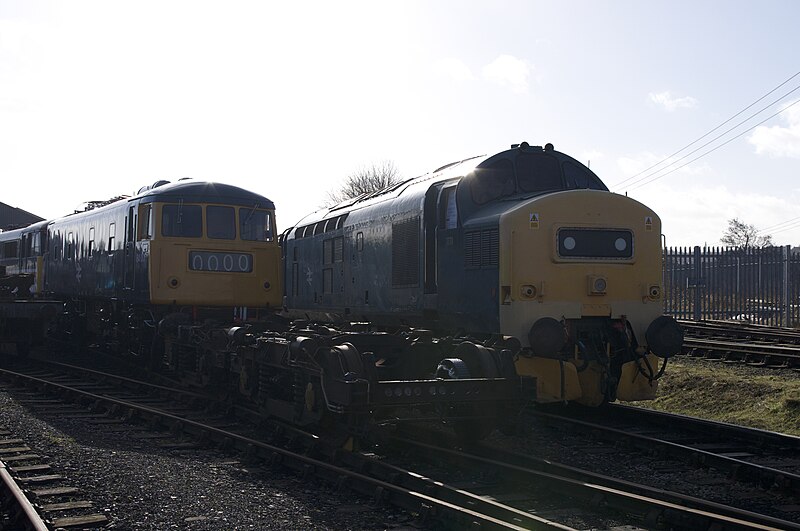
top-left (628, 356), bottom-right (800, 436)
top-left (43, 433), bottom-right (77, 446)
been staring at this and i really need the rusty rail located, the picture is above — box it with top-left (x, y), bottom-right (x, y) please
top-left (0, 459), bottom-right (50, 531)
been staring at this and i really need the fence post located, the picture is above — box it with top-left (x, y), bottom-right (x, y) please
top-left (784, 245), bottom-right (791, 327)
top-left (693, 246), bottom-right (702, 321)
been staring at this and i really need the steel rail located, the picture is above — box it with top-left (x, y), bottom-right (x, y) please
top-left (681, 336), bottom-right (800, 367)
top-left (0, 459), bottom-right (50, 531)
top-left (604, 403), bottom-right (800, 450)
top-left (391, 426), bottom-right (800, 531)
top-left (679, 320), bottom-right (800, 342)
top-left (683, 336), bottom-right (800, 356)
top-left (533, 409), bottom-right (800, 495)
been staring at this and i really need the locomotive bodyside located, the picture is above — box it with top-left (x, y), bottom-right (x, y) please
top-left (285, 173), bottom-right (461, 324)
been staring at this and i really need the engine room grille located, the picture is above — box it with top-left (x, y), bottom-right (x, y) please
top-left (465, 229), bottom-right (499, 269)
top-left (392, 217), bottom-right (420, 287)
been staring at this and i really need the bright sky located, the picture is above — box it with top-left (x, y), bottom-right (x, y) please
top-left (2, 0), bottom-right (799, 247)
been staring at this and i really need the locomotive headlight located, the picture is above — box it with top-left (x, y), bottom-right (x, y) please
top-left (588, 275), bottom-right (607, 295)
top-left (263, 280), bottom-right (272, 291)
top-left (168, 276), bottom-right (180, 289)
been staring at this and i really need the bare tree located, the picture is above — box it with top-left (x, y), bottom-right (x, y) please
top-left (720, 218), bottom-right (773, 248)
top-left (325, 161), bottom-right (400, 206)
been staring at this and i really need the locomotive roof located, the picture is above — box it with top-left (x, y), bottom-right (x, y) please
top-left (291, 143), bottom-right (600, 229)
top-left (137, 180), bottom-right (275, 209)
top-left (40, 180), bottom-right (275, 226)
top-left (291, 155), bottom-right (487, 228)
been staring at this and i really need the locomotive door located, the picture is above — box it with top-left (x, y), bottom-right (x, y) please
top-left (423, 184), bottom-right (442, 295)
top-left (434, 183), bottom-right (462, 318)
top-left (425, 183), bottom-right (460, 291)
top-left (123, 205), bottom-right (136, 290)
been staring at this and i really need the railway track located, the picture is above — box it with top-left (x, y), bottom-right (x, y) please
top-left (2, 357), bottom-right (799, 529)
top-left (0, 358), bottom-right (559, 529)
top-left (387, 424), bottom-right (799, 530)
top-left (523, 403), bottom-right (800, 522)
top-left (0, 422), bottom-right (108, 530)
top-left (1, 447), bottom-right (49, 531)
top-left (679, 320), bottom-right (800, 369)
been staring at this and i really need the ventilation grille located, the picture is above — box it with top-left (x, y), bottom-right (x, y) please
top-left (392, 217), bottom-right (420, 287)
top-left (465, 229), bottom-right (499, 269)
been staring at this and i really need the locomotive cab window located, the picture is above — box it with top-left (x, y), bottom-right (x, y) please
top-left (516, 152), bottom-right (564, 193)
top-left (207, 206), bottom-right (235, 239)
top-left (162, 204), bottom-right (202, 238)
top-left (139, 204), bottom-right (153, 240)
top-left (469, 158), bottom-right (515, 205)
top-left (563, 161), bottom-right (607, 191)
top-left (440, 186), bottom-right (458, 229)
top-left (30, 232), bottom-right (41, 256)
top-left (240, 208), bottom-right (273, 241)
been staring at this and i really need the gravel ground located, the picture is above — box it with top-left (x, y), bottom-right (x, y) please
top-left (5, 353), bottom-right (797, 528)
top-left (0, 387), bottom-right (418, 530)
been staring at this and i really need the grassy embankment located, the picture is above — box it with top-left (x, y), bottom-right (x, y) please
top-left (631, 356), bottom-right (800, 436)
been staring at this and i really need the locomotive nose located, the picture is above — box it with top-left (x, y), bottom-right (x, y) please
top-left (645, 315), bottom-right (684, 358)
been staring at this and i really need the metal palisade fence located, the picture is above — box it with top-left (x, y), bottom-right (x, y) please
top-left (663, 245), bottom-right (800, 327)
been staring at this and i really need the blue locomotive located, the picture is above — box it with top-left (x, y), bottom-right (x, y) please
top-left (284, 143), bottom-right (683, 406)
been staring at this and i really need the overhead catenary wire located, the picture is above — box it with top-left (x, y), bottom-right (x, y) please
top-left (767, 219), bottom-right (800, 236)
top-left (758, 215), bottom-right (800, 234)
top-left (612, 69), bottom-right (800, 190)
top-left (625, 96), bottom-right (800, 192)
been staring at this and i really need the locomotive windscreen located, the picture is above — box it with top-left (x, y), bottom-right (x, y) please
top-left (468, 151), bottom-right (607, 206)
top-left (516, 153), bottom-right (562, 193)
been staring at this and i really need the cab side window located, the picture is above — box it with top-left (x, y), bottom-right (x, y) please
top-left (139, 204), bottom-right (153, 240)
top-left (440, 186), bottom-right (458, 229)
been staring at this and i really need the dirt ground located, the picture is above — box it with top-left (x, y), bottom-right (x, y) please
top-left (628, 355), bottom-right (800, 436)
